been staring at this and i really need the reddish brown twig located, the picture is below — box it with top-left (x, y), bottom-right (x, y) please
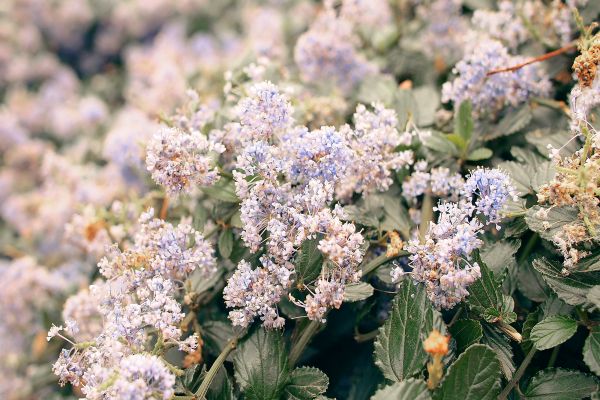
top-left (486, 43), bottom-right (577, 76)
top-left (159, 196), bottom-right (169, 220)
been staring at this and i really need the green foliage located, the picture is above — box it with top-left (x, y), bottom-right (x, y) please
top-left (371, 379), bottom-right (431, 400)
top-left (522, 369), bottom-right (599, 399)
top-left (374, 279), bottom-right (443, 382)
top-left (433, 345), bottom-right (501, 400)
top-left (530, 315), bottom-right (578, 351)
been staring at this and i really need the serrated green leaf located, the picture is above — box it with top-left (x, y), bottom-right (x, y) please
top-left (467, 147), bottom-right (493, 161)
top-left (526, 129), bottom-right (580, 158)
top-left (498, 161), bottom-right (534, 196)
top-left (344, 282), bottom-right (374, 302)
top-left (374, 280), bottom-right (441, 382)
top-left (467, 256), bottom-right (503, 315)
top-left (523, 368), bottom-right (599, 399)
top-left (482, 324), bottom-right (515, 379)
top-left (530, 315), bottom-right (577, 351)
top-left (578, 251), bottom-right (600, 273)
top-left (448, 319), bottom-right (483, 353)
top-left (482, 296), bottom-right (516, 324)
top-left (533, 257), bottom-right (600, 306)
top-left (284, 367), bottom-right (329, 400)
top-left (233, 329), bottom-right (289, 400)
top-left (218, 229), bottom-right (233, 259)
top-left (455, 100), bottom-right (473, 143)
top-left (517, 260), bottom-right (550, 303)
top-left (587, 286), bottom-right (600, 310)
top-left (525, 206), bottom-right (579, 242)
top-left (433, 344), bottom-right (501, 400)
top-left (583, 326), bottom-right (600, 376)
top-left (486, 105), bottom-right (532, 140)
top-left (296, 239), bottom-right (323, 284)
top-left (371, 379), bottom-right (431, 400)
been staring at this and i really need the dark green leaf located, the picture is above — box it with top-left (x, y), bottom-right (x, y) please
top-left (374, 280), bottom-right (442, 382)
top-left (525, 206), bottom-right (579, 242)
top-left (233, 329), bottom-right (289, 400)
top-left (448, 319), bottom-right (483, 353)
top-left (533, 257), bottom-right (600, 306)
top-left (284, 367), bottom-right (329, 400)
top-left (530, 315), bottom-right (577, 351)
top-left (486, 105), bottom-right (532, 140)
top-left (296, 239), bottom-right (323, 284)
top-left (371, 379), bottom-right (431, 400)
top-left (583, 326), bottom-right (600, 376)
top-left (467, 256), bottom-right (503, 315)
top-left (202, 179), bottom-right (239, 203)
top-left (218, 229), bottom-right (233, 259)
top-left (433, 344), bottom-right (501, 400)
top-left (523, 368), bottom-right (599, 399)
top-left (343, 282), bottom-right (374, 302)
top-left (482, 324), bottom-right (515, 379)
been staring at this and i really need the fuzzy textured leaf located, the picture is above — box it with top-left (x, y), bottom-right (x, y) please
top-left (523, 368), bottom-right (599, 399)
top-left (530, 315), bottom-right (577, 351)
top-left (233, 329), bottom-right (289, 400)
top-left (433, 344), bottom-right (501, 400)
top-left (284, 367), bottom-right (329, 400)
top-left (371, 379), bottom-right (431, 400)
top-left (583, 326), bottom-right (600, 376)
top-left (374, 280), bottom-right (440, 382)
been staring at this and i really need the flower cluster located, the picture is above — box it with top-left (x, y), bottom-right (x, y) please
top-left (294, 3), bottom-right (374, 92)
top-left (442, 38), bottom-right (551, 116)
top-left (393, 168), bottom-right (516, 309)
top-left (49, 209), bottom-right (216, 396)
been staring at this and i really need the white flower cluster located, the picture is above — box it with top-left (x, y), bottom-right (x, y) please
top-left (224, 82), bottom-right (414, 328)
top-left (393, 168), bottom-right (517, 309)
top-left (49, 209), bottom-right (216, 398)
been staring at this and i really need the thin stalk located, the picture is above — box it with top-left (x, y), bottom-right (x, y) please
top-left (195, 337), bottom-right (238, 399)
top-left (498, 347), bottom-right (537, 400)
top-left (487, 43), bottom-right (576, 76)
top-left (419, 193), bottom-right (434, 244)
top-left (547, 345), bottom-right (560, 368)
top-left (160, 196), bottom-right (169, 220)
top-left (361, 252), bottom-right (408, 275)
top-left (289, 320), bottom-right (321, 367)
top-left (354, 328), bottom-right (379, 343)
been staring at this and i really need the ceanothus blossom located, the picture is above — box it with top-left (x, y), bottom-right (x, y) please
top-left (442, 38), bottom-right (551, 117)
top-left (50, 209), bottom-right (216, 398)
top-left (393, 168), bottom-right (516, 309)
top-left (146, 126), bottom-right (225, 195)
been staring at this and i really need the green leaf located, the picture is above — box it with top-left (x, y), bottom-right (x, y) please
top-left (394, 88), bottom-right (419, 130)
top-left (485, 105), bottom-right (532, 140)
top-left (525, 206), bottom-right (579, 242)
top-left (523, 368), bottom-right (599, 399)
top-left (482, 295), bottom-right (516, 324)
top-left (380, 194), bottom-right (411, 237)
top-left (583, 326), bottom-right (600, 376)
top-left (202, 321), bottom-right (237, 357)
top-left (343, 282), bottom-right (374, 302)
top-left (296, 239), bottom-right (323, 284)
top-left (533, 257), bottom-right (600, 306)
top-left (526, 129), bottom-right (579, 157)
top-left (423, 131), bottom-right (459, 155)
top-left (530, 315), bottom-right (577, 351)
top-left (371, 379), bottom-right (431, 400)
top-left (218, 229), bottom-right (234, 259)
top-left (578, 251), bottom-right (600, 272)
top-left (587, 285), bottom-right (600, 310)
top-left (284, 367), bottom-right (329, 400)
top-left (433, 344), bottom-right (501, 400)
top-left (467, 147), bottom-right (493, 161)
top-left (467, 256), bottom-right (503, 315)
top-left (498, 161), bottom-right (534, 196)
top-left (481, 324), bottom-right (515, 379)
top-left (448, 319), bottom-right (483, 353)
top-left (445, 133), bottom-right (467, 151)
top-left (233, 329), bottom-right (289, 400)
top-left (517, 260), bottom-right (550, 303)
top-left (358, 75), bottom-right (398, 107)
top-left (455, 100), bottom-right (473, 143)
top-left (413, 86), bottom-right (440, 127)
top-left (480, 241), bottom-right (520, 275)
top-left (374, 280), bottom-right (442, 382)
top-left (202, 179), bottom-right (239, 203)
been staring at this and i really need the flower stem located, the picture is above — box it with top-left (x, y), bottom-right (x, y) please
top-left (361, 252), bottom-right (407, 275)
top-left (498, 347), bottom-right (537, 400)
top-left (487, 43), bottom-right (576, 76)
top-left (419, 193), bottom-right (434, 244)
top-left (195, 337), bottom-right (238, 399)
top-left (289, 320), bottom-right (321, 367)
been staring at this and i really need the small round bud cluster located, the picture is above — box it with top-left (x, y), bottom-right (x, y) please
top-left (573, 41), bottom-right (600, 88)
